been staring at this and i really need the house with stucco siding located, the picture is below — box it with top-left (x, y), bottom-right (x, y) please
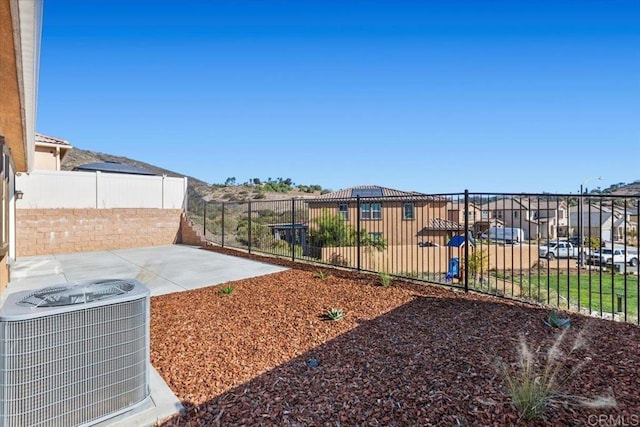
top-left (308, 185), bottom-right (459, 247)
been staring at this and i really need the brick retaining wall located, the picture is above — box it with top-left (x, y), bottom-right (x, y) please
top-left (16, 208), bottom-right (183, 256)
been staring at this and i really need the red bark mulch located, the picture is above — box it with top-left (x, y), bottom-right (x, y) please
top-left (151, 264), bottom-right (640, 426)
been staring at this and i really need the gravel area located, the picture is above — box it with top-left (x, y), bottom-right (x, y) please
top-left (151, 263), bottom-right (640, 426)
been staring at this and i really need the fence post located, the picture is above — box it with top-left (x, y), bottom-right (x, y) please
top-left (291, 198), bottom-right (296, 262)
top-left (248, 201), bottom-right (252, 254)
top-left (464, 189), bottom-right (469, 293)
top-left (221, 202), bottom-right (225, 247)
top-left (356, 195), bottom-right (361, 271)
top-left (203, 200), bottom-right (207, 238)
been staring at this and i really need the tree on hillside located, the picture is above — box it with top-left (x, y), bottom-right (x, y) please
top-left (224, 177), bottom-right (236, 186)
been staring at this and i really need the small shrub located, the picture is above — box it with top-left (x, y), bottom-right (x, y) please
top-left (329, 253), bottom-right (348, 266)
top-left (326, 308), bottom-right (345, 321)
top-left (314, 270), bottom-right (331, 280)
top-left (221, 284), bottom-right (234, 295)
top-left (379, 271), bottom-right (392, 287)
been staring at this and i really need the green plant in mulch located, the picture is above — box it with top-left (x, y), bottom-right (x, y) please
top-left (379, 271), bottom-right (392, 287)
top-left (543, 310), bottom-right (570, 329)
top-left (314, 270), bottom-right (331, 280)
top-left (325, 308), bottom-right (345, 321)
top-left (220, 284), bottom-right (234, 295)
top-left (501, 330), bottom-right (615, 422)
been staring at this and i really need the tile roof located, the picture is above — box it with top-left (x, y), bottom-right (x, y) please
top-left (421, 217), bottom-right (464, 231)
top-left (314, 185), bottom-right (439, 201)
top-left (35, 133), bottom-right (71, 147)
top-left (481, 198), bottom-right (529, 210)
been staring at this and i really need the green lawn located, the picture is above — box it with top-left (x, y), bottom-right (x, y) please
top-left (518, 273), bottom-right (640, 319)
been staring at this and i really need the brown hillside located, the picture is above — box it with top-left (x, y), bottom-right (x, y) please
top-left (61, 148), bottom-right (322, 204)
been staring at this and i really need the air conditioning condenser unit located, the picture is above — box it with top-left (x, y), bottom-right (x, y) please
top-left (0, 279), bottom-right (151, 427)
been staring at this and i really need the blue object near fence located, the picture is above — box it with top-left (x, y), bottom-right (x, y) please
top-left (448, 257), bottom-right (459, 277)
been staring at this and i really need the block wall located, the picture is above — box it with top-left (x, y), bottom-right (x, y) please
top-left (16, 208), bottom-right (183, 256)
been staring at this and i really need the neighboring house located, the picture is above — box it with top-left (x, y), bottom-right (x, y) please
top-left (73, 161), bottom-right (155, 175)
top-left (0, 0), bottom-right (41, 290)
top-left (448, 200), bottom-right (482, 236)
top-left (480, 198), bottom-right (538, 240)
top-left (268, 223), bottom-right (308, 250)
top-left (479, 197), bottom-right (567, 241)
top-left (35, 133), bottom-right (72, 170)
top-left (307, 185), bottom-right (454, 247)
top-left (529, 199), bottom-right (567, 240)
top-left (569, 204), bottom-right (638, 243)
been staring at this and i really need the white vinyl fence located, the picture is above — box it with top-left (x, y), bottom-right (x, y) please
top-left (16, 170), bottom-right (188, 209)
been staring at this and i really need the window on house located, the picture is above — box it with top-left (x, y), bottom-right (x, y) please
top-left (338, 203), bottom-right (349, 220)
top-left (361, 203), bottom-right (382, 220)
top-left (403, 203), bottom-right (414, 220)
top-left (513, 211), bottom-right (518, 219)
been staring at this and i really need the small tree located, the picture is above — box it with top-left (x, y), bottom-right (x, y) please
top-left (586, 236), bottom-right (601, 249)
top-left (309, 209), bottom-right (387, 251)
top-left (310, 210), bottom-right (355, 247)
top-left (468, 248), bottom-right (489, 280)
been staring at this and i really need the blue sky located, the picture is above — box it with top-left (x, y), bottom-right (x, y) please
top-left (37, 0), bottom-right (639, 194)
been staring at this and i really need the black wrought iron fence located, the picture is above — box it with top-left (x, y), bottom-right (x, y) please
top-left (189, 191), bottom-right (640, 324)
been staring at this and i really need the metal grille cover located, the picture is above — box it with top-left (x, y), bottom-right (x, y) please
top-left (0, 279), bottom-right (150, 427)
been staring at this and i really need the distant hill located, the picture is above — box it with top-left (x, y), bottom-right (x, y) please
top-left (61, 148), bottom-right (323, 206)
top-left (608, 182), bottom-right (640, 196)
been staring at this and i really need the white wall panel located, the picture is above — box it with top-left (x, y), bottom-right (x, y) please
top-left (16, 170), bottom-right (187, 209)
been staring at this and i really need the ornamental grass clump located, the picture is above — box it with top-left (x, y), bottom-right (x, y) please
top-left (314, 270), bottom-right (331, 280)
top-left (325, 308), bottom-right (345, 321)
top-left (221, 284), bottom-right (234, 295)
top-left (379, 271), bottom-right (392, 287)
top-left (502, 329), bottom-right (612, 421)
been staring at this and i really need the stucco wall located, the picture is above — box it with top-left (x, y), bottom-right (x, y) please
top-left (320, 244), bottom-right (539, 275)
top-left (34, 146), bottom-right (59, 170)
top-left (16, 208), bottom-right (183, 256)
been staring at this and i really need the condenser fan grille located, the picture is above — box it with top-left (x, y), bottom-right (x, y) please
top-left (17, 280), bottom-right (136, 308)
top-left (0, 279), bottom-right (150, 427)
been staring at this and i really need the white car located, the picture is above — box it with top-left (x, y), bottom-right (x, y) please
top-left (589, 248), bottom-right (639, 267)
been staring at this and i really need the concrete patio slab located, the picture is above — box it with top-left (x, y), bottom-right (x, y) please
top-left (3, 244), bottom-right (288, 427)
top-left (6, 244), bottom-right (287, 297)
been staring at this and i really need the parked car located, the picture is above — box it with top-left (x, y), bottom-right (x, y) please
top-left (539, 241), bottom-right (586, 260)
top-left (567, 237), bottom-right (587, 246)
top-left (589, 248), bottom-right (639, 267)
